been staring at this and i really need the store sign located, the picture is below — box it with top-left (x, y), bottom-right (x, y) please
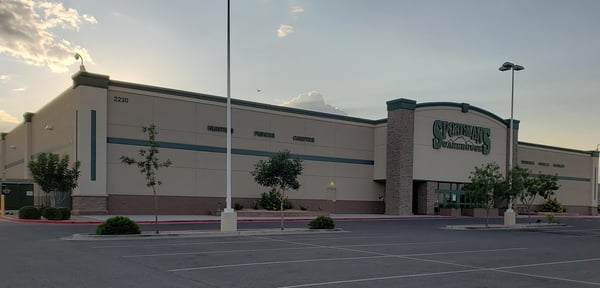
top-left (432, 120), bottom-right (491, 155)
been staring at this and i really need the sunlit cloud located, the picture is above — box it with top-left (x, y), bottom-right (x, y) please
top-left (291, 6), bottom-right (304, 14)
top-left (277, 24), bottom-right (294, 38)
top-left (282, 91), bottom-right (347, 116)
top-left (11, 87), bottom-right (26, 92)
top-left (0, 0), bottom-right (96, 72)
top-left (0, 110), bottom-right (20, 124)
top-left (0, 74), bottom-right (8, 80)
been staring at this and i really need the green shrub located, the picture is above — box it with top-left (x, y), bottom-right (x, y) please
top-left (38, 205), bottom-right (48, 216)
top-left (233, 203), bottom-right (244, 210)
top-left (42, 207), bottom-right (62, 220)
top-left (541, 197), bottom-right (564, 213)
top-left (18, 206), bottom-right (41, 219)
top-left (258, 189), bottom-right (291, 211)
top-left (308, 215), bottom-right (335, 229)
top-left (58, 207), bottom-right (71, 220)
top-left (96, 216), bottom-right (141, 235)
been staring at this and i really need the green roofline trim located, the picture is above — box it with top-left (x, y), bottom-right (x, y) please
top-left (107, 137), bottom-right (375, 166)
top-left (519, 141), bottom-right (597, 156)
top-left (387, 98), bottom-right (416, 111)
top-left (72, 71), bottom-right (110, 89)
top-left (415, 102), bottom-right (519, 129)
top-left (108, 80), bottom-right (379, 125)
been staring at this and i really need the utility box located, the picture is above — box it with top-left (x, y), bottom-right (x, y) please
top-left (1, 183), bottom-right (34, 210)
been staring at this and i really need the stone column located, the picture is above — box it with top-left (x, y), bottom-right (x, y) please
top-left (385, 98), bottom-right (416, 215)
top-left (0, 133), bottom-right (6, 179)
top-left (23, 112), bottom-right (34, 178)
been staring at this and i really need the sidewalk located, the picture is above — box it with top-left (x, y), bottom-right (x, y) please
top-left (0, 212), bottom-right (452, 225)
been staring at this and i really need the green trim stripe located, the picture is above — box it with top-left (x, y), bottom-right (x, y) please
top-left (4, 159), bottom-right (24, 169)
top-left (107, 137), bottom-right (374, 165)
top-left (529, 173), bottom-right (590, 183)
top-left (91, 110), bottom-right (96, 181)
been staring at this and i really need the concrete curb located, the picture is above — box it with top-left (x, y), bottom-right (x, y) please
top-left (64, 228), bottom-right (347, 241)
top-left (445, 223), bottom-right (568, 231)
top-left (0, 215), bottom-right (455, 225)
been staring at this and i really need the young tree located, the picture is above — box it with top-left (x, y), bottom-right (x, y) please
top-left (251, 150), bottom-right (303, 230)
top-left (463, 162), bottom-right (504, 227)
top-left (121, 124), bottom-right (172, 234)
top-left (499, 166), bottom-right (530, 210)
top-left (520, 173), bottom-right (559, 223)
top-left (28, 153), bottom-right (80, 207)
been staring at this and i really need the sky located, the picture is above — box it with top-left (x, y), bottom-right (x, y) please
top-left (1, 0), bottom-right (599, 152)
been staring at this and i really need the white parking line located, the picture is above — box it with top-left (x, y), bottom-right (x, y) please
top-left (123, 240), bottom-right (457, 258)
top-left (168, 255), bottom-right (388, 272)
top-left (166, 248), bottom-right (526, 272)
top-left (92, 239), bottom-right (269, 249)
top-left (277, 265), bottom-right (600, 288)
top-left (277, 268), bottom-right (482, 288)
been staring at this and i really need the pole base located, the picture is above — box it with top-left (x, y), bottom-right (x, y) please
top-left (220, 210), bottom-right (237, 232)
top-left (504, 210), bottom-right (516, 226)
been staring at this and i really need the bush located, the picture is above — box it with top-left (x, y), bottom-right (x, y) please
top-left (18, 205), bottom-right (41, 219)
top-left (96, 216), bottom-right (141, 235)
top-left (58, 207), bottom-right (71, 220)
top-left (308, 215), bottom-right (335, 229)
top-left (233, 203), bottom-right (244, 210)
top-left (258, 189), bottom-right (291, 211)
top-left (38, 205), bottom-right (48, 216)
top-left (42, 207), bottom-right (62, 220)
top-left (541, 197), bottom-right (564, 213)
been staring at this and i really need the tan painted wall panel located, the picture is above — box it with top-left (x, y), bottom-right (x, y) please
top-left (108, 92), bottom-right (154, 126)
top-left (373, 125), bottom-right (387, 179)
top-left (518, 144), bottom-right (595, 207)
top-left (413, 106), bottom-right (507, 182)
top-left (31, 89), bottom-right (76, 157)
top-left (153, 97), bottom-right (198, 132)
top-left (335, 124), bottom-right (373, 150)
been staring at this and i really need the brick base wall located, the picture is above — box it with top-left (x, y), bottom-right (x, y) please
top-left (72, 196), bottom-right (108, 215)
top-left (107, 195), bottom-right (384, 215)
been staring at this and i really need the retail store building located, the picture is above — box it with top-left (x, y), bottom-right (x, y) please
top-left (1, 72), bottom-right (598, 215)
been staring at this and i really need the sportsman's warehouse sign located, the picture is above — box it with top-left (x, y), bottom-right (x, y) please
top-left (432, 120), bottom-right (491, 155)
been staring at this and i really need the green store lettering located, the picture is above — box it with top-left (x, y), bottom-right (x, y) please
top-left (432, 120), bottom-right (491, 155)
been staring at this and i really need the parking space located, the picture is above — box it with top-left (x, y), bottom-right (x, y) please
top-left (75, 219), bottom-right (600, 287)
top-left (2, 217), bottom-right (599, 287)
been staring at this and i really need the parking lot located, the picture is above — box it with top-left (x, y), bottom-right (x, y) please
top-left (1, 217), bottom-right (600, 287)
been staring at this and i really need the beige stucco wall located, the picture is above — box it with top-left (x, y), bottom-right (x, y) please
top-left (413, 106), bottom-right (508, 182)
top-left (3, 122), bottom-right (26, 179)
top-left (518, 144), bottom-right (596, 207)
top-left (31, 89), bottom-right (77, 158)
top-left (106, 87), bottom-right (380, 202)
top-left (373, 124), bottom-right (387, 180)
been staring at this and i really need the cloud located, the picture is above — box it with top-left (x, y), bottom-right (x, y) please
top-left (291, 6), bottom-right (304, 14)
top-left (0, 0), bottom-right (96, 72)
top-left (277, 24), bottom-right (294, 38)
top-left (11, 87), bottom-right (26, 92)
top-left (0, 74), bottom-right (8, 80)
top-left (282, 91), bottom-right (347, 116)
top-left (0, 110), bottom-right (20, 124)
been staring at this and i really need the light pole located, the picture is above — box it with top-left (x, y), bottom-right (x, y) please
top-left (499, 61), bottom-right (524, 225)
top-left (221, 0), bottom-right (237, 232)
